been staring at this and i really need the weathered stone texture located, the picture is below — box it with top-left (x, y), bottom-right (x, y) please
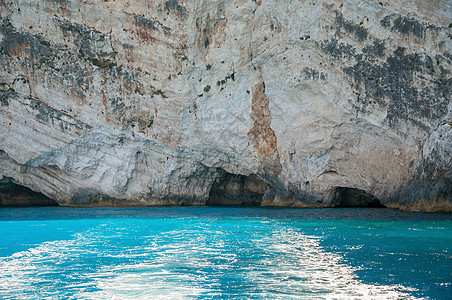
top-left (0, 0), bottom-right (450, 211)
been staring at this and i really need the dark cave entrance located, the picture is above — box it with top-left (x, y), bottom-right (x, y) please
top-left (207, 172), bottom-right (269, 206)
top-left (333, 187), bottom-right (386, 208)
top-left (0, 178), bottom-right (59, 207)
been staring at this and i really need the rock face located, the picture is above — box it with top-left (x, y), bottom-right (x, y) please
top-left (0, 0), bottom-right (450, 211)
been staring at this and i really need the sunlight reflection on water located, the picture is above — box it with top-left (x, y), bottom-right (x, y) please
top-left (0, 218), bottom-right (420, 299)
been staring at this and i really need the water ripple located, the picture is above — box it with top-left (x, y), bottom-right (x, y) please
top-left (0, 218), bottom-right (421, 299)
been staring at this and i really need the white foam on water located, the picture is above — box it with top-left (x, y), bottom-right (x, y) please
top-left (244, 228), bottom-right (420, 299)
top-left (0, 223), bottom-right (421, 299)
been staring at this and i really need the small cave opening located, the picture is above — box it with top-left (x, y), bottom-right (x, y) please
top-left (207, 172), bottom-right (269, 206)
top-left (333, 187), bottom-right (386, 208)
top-left (0, 178), bottom-right (59, 207)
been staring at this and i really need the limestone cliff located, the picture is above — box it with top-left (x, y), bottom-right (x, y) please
top-left (0, 0), bottom-right (451, 211)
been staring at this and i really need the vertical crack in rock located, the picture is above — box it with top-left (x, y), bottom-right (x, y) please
top-left (102, 92), bottom-right (110, 123)
top-left (248, 82), bottom-right (282, 176)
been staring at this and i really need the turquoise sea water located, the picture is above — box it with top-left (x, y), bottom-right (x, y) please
top-left (0, 207), bottom-right (450, 299)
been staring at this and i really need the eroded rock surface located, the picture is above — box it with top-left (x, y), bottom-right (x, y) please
top-left (0, 0), bottom-right (451, 211)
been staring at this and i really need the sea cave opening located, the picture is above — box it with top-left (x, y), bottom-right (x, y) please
top-left (333, 187), bottom-right (386, 208)
top-left (0, 178), bottom-right (59, 207)
top-left (207, 172), bottom-right (269, 206)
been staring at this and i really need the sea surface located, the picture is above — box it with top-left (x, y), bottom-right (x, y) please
top-left (0, 207), bottom-right (450, 299)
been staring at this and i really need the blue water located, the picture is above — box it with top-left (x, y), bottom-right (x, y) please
top-left (0, 207), bottom-right (450, 299)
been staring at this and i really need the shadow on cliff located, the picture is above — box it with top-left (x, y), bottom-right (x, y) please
top-left (0, 177), bottom-right (59, 207)
top-left (333, 187), bottom-right (386, 208)
top-left (207, 172), bottom-right (269, 206)
top-left (206, 171), bottom-right (387, 208)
